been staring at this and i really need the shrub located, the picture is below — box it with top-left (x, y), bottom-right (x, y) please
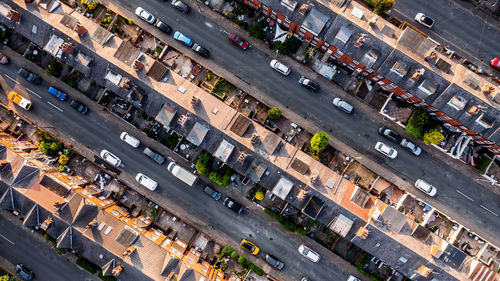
top-left (423, 129), bottom-right (444, 145)
top-left (220, 246), bottom-right (234, 257)
top-left (230, 251), bottom-right (239, 259)
top-left (58, 154), bottom-right (69, 165)
top-left (267, 107), bottom-right (281, 120)
top-left (196, 153), bottom-right (211, 175)
top-left (209, 171), bottom-right (224, 187)
top-left (405, 108), bottom-right (429, 139)
top-left (249, 20), bottom-right (266, 40)
top-left (39, 140), bottom-right (63, 157)
top-left (255, 191), bottom-right (264, 201)
top-left (296, 228), bottom-right (307, 236)
top-left (128, 19), bottom-right (135, 25)
top-left (264, 208), bottom-right (297, 232)
top-left (237, 256), bottom-right (251, 268)
top-left (205, 72), bottom-right (212, 81)
top-left (58, 165), bottom-right (66, 172)
top-left (45, 59), bottom-right (62, 77)
top-left (75, 257), bottom-right (99, 274)
top-left (373, 0), bottom-right (394, 14)
top-left (310, 132), bottom-right (329, 153)
top-left (273, 38), bottom-right (293, 55)
top-left (249, 264), bottom-right (264, 276)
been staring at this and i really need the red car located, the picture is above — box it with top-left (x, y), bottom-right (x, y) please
top-left (491, 58), bottom-right (500, 70)
top-left (229, 33), bottom-right (249, 50)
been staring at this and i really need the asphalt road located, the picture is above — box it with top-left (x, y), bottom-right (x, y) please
top-left (0, 63), bottom-right (358, 281)
top-left (0, 212), bottom-right (98, 281)
top-left (112, 0), bottom-right (500, 245)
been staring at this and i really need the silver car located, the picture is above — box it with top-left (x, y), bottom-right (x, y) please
top-left (375, 142), bottom-right (398, 159)
top-left (270, 59), bottom-right (291, 76)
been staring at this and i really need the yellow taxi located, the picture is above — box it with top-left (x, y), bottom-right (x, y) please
top-left (8, 91), bottom-right (31, 110)
top-left (240, 239), bottom-right (259, 255)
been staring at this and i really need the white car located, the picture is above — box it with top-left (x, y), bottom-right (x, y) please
top-left (100, 150), bottom-right (121, 166)
top-left (270, 59), bottom-right (291, 76)
top-left (136, 173), bottom-right (158, 191)
top-left (414, 13), bottom-right (434, 28)
top-left (135, 7), bottom-right (155, 24)
top-left (400, 139), bottom-right (421, 156)
top-left (415, 179), bottom-right (437, 196)
top-left (347, 276), bottom-right (361, 281)
top-left (298, 244), bottom-right (320, 263)
top-left (120, 132), bottom-right (140, 148)
top-left (375, 142), bottom-right (398, 159)
top-left (332, 97), bottom-right (353, 113)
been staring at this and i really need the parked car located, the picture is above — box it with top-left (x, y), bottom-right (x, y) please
top-left (414, 13), bottom-right (434, 28)
top-left (375, 142), bottom-right (398, 159)
top-left (120, 132), bottom-right (140, 148)
top-left (154, 20), bottom-right (172, 34)
top-left (491, 58), bottom-right (500, 70)
top-left (347, 276), bottom-right (361, 281)
top-left (298, 76), bottom-right (319, 91)
top-left (378, 126), bottom-right (401, 143)
top-left (300, 278), bottom-right (311, 281)
top-left (8, 91), bottom-right (31, 110)
top-left (47, 86), bottom-right (67, 101)
top-left (171, 0), bottom-right (190, 13)
top-left (400, 138), bottom-right (422, 156)
top-left (269, 59), bottom-right (291, 76)
top-left (298, 244), bottom-right (320, 263)
top-left (70, 99), bottom-right (88, 114)
top-left (192, 43), bottom-right (209, 57)
top-left (332, 97), bottom-right (353, 113)
top-left (414, 179), bottom-right (437, 196)
top-left (17, 68), bottom-right (41, 84)
top-left (240, 239), bottom-right (260, 255)
top-left (228, 33), bottom-right (249, 50)
top-left (265, 254), bottom-right (285, 270)
top-left (14, 264), bottom-right (34, 280)
top-left (136, 173), bottom-right (158, 191)
top-left (0, 51), bottom-right (8, 64)
top-left (223, 197), bottom-right (243, 214)
top-left (173, 31), bottom-right (194, 47)
top-left (100, 149), bottom-right (121, 166)
top-left (135, 7), bottom-right (155, 24)
top-left (203, 186), bottom-right (222, 200)
top-left (143, 147), bottom-right (165, 164)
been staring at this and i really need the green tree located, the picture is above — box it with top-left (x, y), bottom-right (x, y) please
top-left (209, 171), bottom-right (225, 187)
top-left (50, 142), bottom-right (63, 154)
top-left (310, 132), bottom-right (329, 153)
top-left (267, 107), bottom-right (281, 120)
top-left (0, 275), bottom-right (9, 281)
top-left (248, 20), bottom-right (265, 40)
top-left (230, 251), bottom-right (239, 259)
top-left (423, 129), bottom-right (444, 145)
top-left (196, 153), bottom-right (211, 175)
top-left (374, 0), bottom-right (394, 14)
top-left (273, 38), bottom-right (292, 55)
top-left (406, 108), bottom-right (429, 139)
top-left (45, 59), bottom-right (62, 77)
top-left (58, 154), bottom-right (69, 165)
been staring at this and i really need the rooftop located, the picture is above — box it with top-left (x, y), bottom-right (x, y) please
top-left (114, 41), bottom-right (140, 66)
top-left (186, 122), bottom-right (209, 146)
top-left (91, 25), bottom-right (113, 46)
top-left (302, 7), bottom-right (329, 36)
top-left (155, 103), bottom-right (177, 127)
top-left (229, 114), bottom-right (251, 137)
top-left (244, 160), bottom-right (267, 183)
top-left (302, 195), bottom-right (325, 219)
top-left (147, 61), bottom-right (170, 82)
top-left (271, 176), bottom-right (294, 200)
top-left (213, 139), bottom-right (235, 163)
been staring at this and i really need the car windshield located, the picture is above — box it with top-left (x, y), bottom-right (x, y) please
top-left (243, 243), bottom-right (254, 251)
top-left (495, 60), bottom-right (500, 67)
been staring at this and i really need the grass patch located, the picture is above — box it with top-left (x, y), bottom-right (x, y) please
top-left (264, 208), bottom-right (306, 235)
top-left (474, 155), bottom-right (492, 174)
top-left (98, 272), bottom-right (116, 281)
top-left (211, 78), bottom-right (235, 100)
top-left (75, 257), bottom-right (99, 274)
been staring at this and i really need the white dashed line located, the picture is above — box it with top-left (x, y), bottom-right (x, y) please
top-left (26, 88), bottom-right (41, 98)
top-left (3, 74), bottom-right (15, 82)
top-left (0, 234), bottom-right (14, 245)
top-left (47, 101), bottom-right (63, 112)
top-left (456, 190), bottom-right (474, 202)
top-left (480, 205), bottom-right (498, 217)
top-left (205, 21), bottom-right (214, 28)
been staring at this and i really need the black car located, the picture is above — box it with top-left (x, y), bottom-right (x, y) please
top-left (14, 264), bottom-right (34, 280)
top-left (223, 197), bottom-right (243, 214)
top-left (378, 126), bottom-right (401, 143)
top-left (265, 254), bottom-right (285, 270)
top-left (154, 20), bottom-right (172, 34)
top-left (298, 76), bottom-right (319, 92)
top-left (171, 0), bottom-right (190, 13)
top-left (204, 186), bottom-right (222, 200)
top-left (17, 68), bottom-right (41, 85)
top-left (192, 43), bottom-right (209, 57)
top-left (70, 99), bottom-right (88, 114)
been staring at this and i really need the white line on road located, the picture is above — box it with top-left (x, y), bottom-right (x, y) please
top-left (205, 21), bottom-right (214, 28)
top-left (456, 190), bottom-right (474, 201)
top-left (47, 101), bottom-right (63, 112)
top-left (480, 205), bottom-right (498, 217)
top-left (3, 74), bottom-right (16, 82)
top-left (0, 234), bottom-right (14, 245)
top-left (26, 88), bottom-right (41, 99)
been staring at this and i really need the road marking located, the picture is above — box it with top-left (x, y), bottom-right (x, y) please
top-left (456, 190), bottom-right (474, 201)
top-left (26, 88), bottom-right (41, 99)
top-left (0, 234), bottom-right (14, 245)
top-left (204, 21), bottom-right (213, 28)
top-left (47, 101), bottom-right (63, 112)
top-left (480, 205), bottom-right (498, 217)
top-left (3, 74), bottom-right (16, 82)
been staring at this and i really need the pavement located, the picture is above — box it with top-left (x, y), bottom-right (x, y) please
top-left (0, 47), bottom-right (371, 281)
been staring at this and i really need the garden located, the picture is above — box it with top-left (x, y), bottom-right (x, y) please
top-left (405, 108), bottom-right (444, 145)
top-left (195, 152), bottom-right (236, 188)
top-left (214, 246), bottom-right (264, 277)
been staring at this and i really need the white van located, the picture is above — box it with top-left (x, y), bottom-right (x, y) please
top-left (136, 173), bottom-right (158, 191)
top-left (120, 132), bottom-right (140, 148)
top-left (415, 179), bottom-right (437, 196)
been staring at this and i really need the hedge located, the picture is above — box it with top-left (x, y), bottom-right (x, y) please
top-left (75, 257), bottom-right (99, 274)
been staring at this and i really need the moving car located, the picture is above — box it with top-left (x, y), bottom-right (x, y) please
top-left (332, 97), bottom-right (353, 113)
top-left (100, 149), bottom-right (121, 166)
top-left (47, 86), bottom-right (67, 101)
top-left (136, 173), bottom-right (158, 191)
top-left (135, 7), bottom-right (155, 24)
top-left (400, 138), bottom-right (422, 156)
top-left (298, 244), bottom-right (320, 263)
top-left (0, 51), bottom-right (8, 64)
top-left (491, 58), bottom-right (500, 70)
top-left (240, 239), bottom-right (259, 255)
top-left (171, 0), bottom-right (190, 13)
top-left (14, 264), bottom-right (34, 280)
top-left (375, 142), bottom-right (398, 159)
top-left (70, 99), bottom-right (88, 114)
top-left (120, 132), bottom-right (140, 148)
top-left (414, 13), bottom-right (434, 28)
top-left (143, 147), bottom-right (165, 164)
top-left (414, 179), bottom-right (437, 196)
top-left (8, 91), bottom-right (31, 110)
top-left (203, 186), bottom-right (222, 200)
top-left (17, 68), bottom-right (41, 84)
top-left (223, 197), bottom-right (243, 214)
top-left (228, 33), bottom-right (249, 50)
top-left (265, 254), bottom-right (285, 270)
top-left (173, 31), bottom-right (194, 47)
top-left (192, 43), bottom-right (209, 57)
top-left (378, 126), bottom-right (401, 143)
top-left (269, 59), bottom-right (291, 76)
top-left (154, 20), bottom-right (172, 34)
top-left (298, 76), bottom-right (319, 91)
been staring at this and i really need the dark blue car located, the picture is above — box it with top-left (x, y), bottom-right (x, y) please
top-left (48, 86), bottom-right (67, 101)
